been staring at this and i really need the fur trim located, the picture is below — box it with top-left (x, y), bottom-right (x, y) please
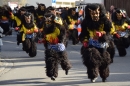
top-left (45, 49), bottom-right (71, 79)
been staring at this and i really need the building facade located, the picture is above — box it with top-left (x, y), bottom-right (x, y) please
top-left (0, 0), bottom-right (104, 8)
top-left (26, 0), bottom-right (82, 8)
top-left (0, 0), bottom-right (27, 6)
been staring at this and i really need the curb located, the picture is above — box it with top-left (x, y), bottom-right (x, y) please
top-left (0, 53), bottom-right (14, 76)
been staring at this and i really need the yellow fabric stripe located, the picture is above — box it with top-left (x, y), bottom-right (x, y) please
top-left (10, 14), bottom-right (21, 26)
top-left (21, 24), bottom-right (38, 41)
top-left (45, 27), bottom-right (60, 43)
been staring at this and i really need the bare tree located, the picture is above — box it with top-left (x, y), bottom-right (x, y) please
top-left (0, 0), bottom-right (27, 7)
top-left (19, 0), bottom-right (27, 6)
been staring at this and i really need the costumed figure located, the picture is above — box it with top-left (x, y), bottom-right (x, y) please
top-left (20, 12), bottom-right (38, 57)
top-left (0, 5), bottom-right (12, 35)
top-left (79, 3), bottom-right (115, 82)
top-left (35, 3), bottom-right (46, 28)
top-left (42, 12), bottom-right (71, 81)
top-left (10, 7), bottom-right (27, 46)
top-left (112, 8), bottom-right (130, 57)
top-left (66, 8), bottom-right (79, 45)
top-left (45, 6), bottom-right (69, 47)
top-left (35, 3), bottom-right (46, 43)
top-left (24, 5), bottom-right (42, 43)
top-left (105, 11), bottom-right (116, 63)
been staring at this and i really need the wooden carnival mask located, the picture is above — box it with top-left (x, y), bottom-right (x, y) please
top-left (72, 10), bottom-right (76, 16)
top-left (106, 11), bottom-right (111, 20)
top-left (89, 7), bottom-right (100, 21)
top-left (40, 5), bottom-right (45, 11)
top-left (116, 10), bottom-right (124, 20)
top-left (44, 15), bottom-right (53, 24)
top-left (24, 13), bottom-right (32, 23)
top-left (44, 13), bottom-right (55, 28)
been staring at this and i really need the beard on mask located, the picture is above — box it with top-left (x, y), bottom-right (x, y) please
top-left (44, 23), bottom-right (55, 34)
top-left (87, 19), bottom-right (102, 31)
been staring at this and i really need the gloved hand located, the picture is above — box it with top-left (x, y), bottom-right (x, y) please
top-left (96, 31), bottom-right (103, 37)
top-left (113, 33), bottom-right (120, 39)
top-left (15, 27), bottom-right (19, 31)
top-left (82, 41), bottom-right (88, 48)
top-left (34, 28), bottom-right (38, 33)
top-left (38, 38), bottom-right (46, 44)
top-left (38, 40), bottom-right (43, 44)
top-left (127, 25), bottom-right (130, 29)
top-left (9, 12), bottom-right (13, 15)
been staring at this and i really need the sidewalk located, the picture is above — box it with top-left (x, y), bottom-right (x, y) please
top-left (0, 53), bottom-right (13, 76)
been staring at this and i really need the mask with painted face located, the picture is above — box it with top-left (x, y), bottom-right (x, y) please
top-left (24, 12), bottom-right (33, 23)
top-left (44, 13), bottom-right (55, 28)
top-left (89, 7), bottom-right (100, 21)
top-left (116, 9), bottom-right (126, 20)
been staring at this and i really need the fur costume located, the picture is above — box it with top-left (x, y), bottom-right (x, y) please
top-left (20, 12), bottom-right (38, 57)
top-left (79, 3), bottom-right (115, 82)
top-left (44, 6), bottom-right (69, 47)
top-left (43, 12), bottom-right (71, 81)
top-left (112, 8), bottom-right (130, 57)
top-left (0, 5), bottom-right (12, 35)
top-left (65, 8), bottom-right (79, 45)
top-left (23, 5), bottom-right (44, 43)
top-left (10, 7), bottom-right (27, 45)
top-left (35, 3), bottom-right (46, 29)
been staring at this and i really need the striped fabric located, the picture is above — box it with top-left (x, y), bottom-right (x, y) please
top-left (77, 16), bottom-right (83, 36)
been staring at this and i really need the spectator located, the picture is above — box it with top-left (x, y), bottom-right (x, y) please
top-left (109, 5), bottom-right (115, 14)
top-left (109, 5), bottom-right (117, 21)
top-left (0, 26), bottom-right (3, 52)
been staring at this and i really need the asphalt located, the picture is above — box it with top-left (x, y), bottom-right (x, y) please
top-left (0, 34), bottom-right (14, 76)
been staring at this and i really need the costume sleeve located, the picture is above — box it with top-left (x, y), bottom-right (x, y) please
top-left (20, 25), bottom-right (24, 32)
top-left (58, 26), bottom-right (66, 43)
top-left (10, 14), bottom-right (21, 26)
top-left (123, 22), bottom-right (129, 29)
top-left (45, 28), bottom-right (60, 44)
top-left (110, 23), bottom-right (116, 34)
top-left (14, 16), bottom-right (21, 26)
top-left (10, 13), bottom-right (15, 19)
top-left (33, 24), bottom-right (38, 32)
top-left (113, 22), bottom-right (129, 31)
top-left (20, 26), bottom-right (25, 41)
top-left (66, 16), bottom-right (71, 24)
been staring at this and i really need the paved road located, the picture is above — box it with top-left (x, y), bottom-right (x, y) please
top-left (0, 32), bottom-right (130, 86)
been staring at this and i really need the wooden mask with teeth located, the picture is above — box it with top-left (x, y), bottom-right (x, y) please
top-left (89, 7), bottom-right (100, 21)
